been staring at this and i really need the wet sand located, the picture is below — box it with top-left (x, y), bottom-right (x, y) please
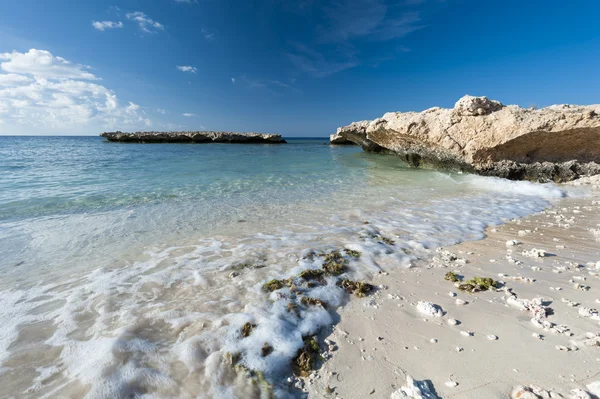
top-left (303, 183), bottom-right (600, 398)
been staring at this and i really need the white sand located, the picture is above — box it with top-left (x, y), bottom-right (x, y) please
top-left (303, 187), bottom-right (600, 398)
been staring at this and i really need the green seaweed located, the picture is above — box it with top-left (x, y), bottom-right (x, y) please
top-left (458, 276), bottom-right (498, 293)
top-left (233, 364), bottom-right (275, 399)
top-left (444, 271), bottom-right (460, 283)
top-left (241, 322), bottom-right (256, 338)
top-left (321, 250), bottom-right (346, 275)
top-left (344, 249), bottom-right (361, 258)
top-left (262, 278), bottom-right (290, 293)
top-left (300, 296), bottom-right (328, 309)
top-left (298, 269), bottom-right (326, 280)
top-left (339, 279), bottom-right (374, 297)
top-left (293, 336), bottom-right (320, 376)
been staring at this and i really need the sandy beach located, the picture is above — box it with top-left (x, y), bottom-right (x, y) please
top-left (303, 180), bottom-right (600, 399)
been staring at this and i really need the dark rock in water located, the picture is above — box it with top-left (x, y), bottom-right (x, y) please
top-left (475, 160), bottom-right (600, 183)
top-left (100, 131), bottom-right (286, 144)
top-left (333, 95), bottom-right (600, 182)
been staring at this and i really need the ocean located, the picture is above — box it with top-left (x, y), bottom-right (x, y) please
top-left (0, 136), bottom-right (566, 398)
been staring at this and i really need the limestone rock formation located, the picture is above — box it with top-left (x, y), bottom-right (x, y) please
top-left (332, 95), bottom-right (600, 182)
top-left (101, 131), bottom-right (286, 144)
top-left (330, 131), bottom-right (357, 145)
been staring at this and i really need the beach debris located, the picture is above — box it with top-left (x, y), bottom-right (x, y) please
top-left (390, 375), bottom-right (439, 399)
top-left (229, 271), bottom-right (240, 278)
top-left (487, 334), bottom-right (498, 340)
top-left (362, 231), bottom-right (395, 246)
top-left (233, 366), bottom-right (274, 397)
top-left (586, 381), bottom-right (600, 397)
top-left (518, 230), bottom-right (531, 237)
top-left (455, 347), bottom-right (464, 352)
top-left (561, 298), bottom-right (580, 307)
top-left (570, 389), bottom-right (592, 399)
top-left (444, 271), bottom-right (460, 283)
top-left (532, 333), bottom-right (543, 340)
top-left (506, 240), bottom-right (522, 246)
top-left (458, 276), bottom-right (498, 293)
top-left (506, 255), bottom-right (523, 265)
top-left (455, 298), bottom-right (468, 305)
top-left (460, 331), bottom-right (473, 337)
top-left (570, 332), bottom-right (600, 348)
top-left (416, 301), bottom-right (444, 317)
top-left (522, 248), bottom-right (548, 258)
top-left (503, 275), bottom-right (535, 284)
top-left (447, 318), bottom-right (458, 325)
top-left (448, 291), bottom-right (457, 297)
top-left (578, 307), bottom-right (599, 319)
top-left (573, 283), bottom-right (590, 291)
top-left (444, 380), bottom-right (458, 388)
top-left (511, 385), bottom-right (563, 399)
top-left (531, 266), bottom-right (542, 272)
top-left (241, 322), bottom-right (256, 338)
top-left (293, 336), bottom-right (320, 377)
top-left (430, 338), bottom-right (438, 343)
top-left (339, 279), bottom-right (375, 297)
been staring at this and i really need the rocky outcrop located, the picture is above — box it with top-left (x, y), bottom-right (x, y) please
top-left (101, 131), bottom-right (286, 144)
top-left (333, 95), bottom-right (600, 182)
top-left (330, 132), bottom-right (357, 145)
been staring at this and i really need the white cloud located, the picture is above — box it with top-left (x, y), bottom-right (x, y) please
top-left (182, 113), bottom-right (195, 117)
top-left (0, 73), bottom-right (32, 86)
top-left (176, 65), bottom-right (197, 73)
top-left (231, 77), bottom-right (235, 84)
top-left (156, 108), bottom-right (166, 114)
top-left (0, 49), bottom-right (151, 134)
top-left (92, 21), bottom-right (124, 31)
top-left (126, 12), bottom-right (164, 33)
top-left (0, 49), bottom-right (97, 80)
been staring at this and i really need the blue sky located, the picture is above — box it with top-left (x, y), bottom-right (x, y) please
top-left (1, 0), bottom-right (600, 136)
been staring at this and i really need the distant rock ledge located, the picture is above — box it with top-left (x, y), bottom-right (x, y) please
top-left (332, 95), bottom-right (600, 182)
top-left (100, 131), bottom-right (286, 144)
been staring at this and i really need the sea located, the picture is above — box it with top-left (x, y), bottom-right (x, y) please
top-left (0, 136), bottom-right (570, 398)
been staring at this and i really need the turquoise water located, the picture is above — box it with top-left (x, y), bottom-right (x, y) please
top-left (0, 136), bottom-right (567, 398)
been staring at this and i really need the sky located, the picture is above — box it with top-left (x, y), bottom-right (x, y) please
top-left (1, 0), bottom-right (600, 136)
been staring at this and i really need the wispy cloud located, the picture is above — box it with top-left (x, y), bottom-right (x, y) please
top-left (201, 28), bottom-right (215, 41)
top-left (281, 0), bottom-right (426, 77)
top-left (92, 21), bottom-right (124, 31)
top-left (286, 43), bottom-right (358, 78)
top-left (174, 0), bottom-right (198, 3)
top-left (177, 65), bottom-right (197, 73)
top-left (235, 74), bottom-right (301, 94)
top-left (126, 12), bottom-right (164, 34)
top-left (182, 113), bottom-right (195, 117)
top-left (156, 108), bottom-right (166, 114)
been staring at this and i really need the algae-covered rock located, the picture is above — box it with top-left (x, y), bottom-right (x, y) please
top-left (444, 271), bottom-right (460, 283)
top-left (262, 278), bottom-right (291, 292)
top-left (261, 342), bottom-right (274, 357)
top-left (344, 249), bottom-right (361, 258)
top-left (458, 276), bottom-right (498, 293)
top-left (241, 322), bottom-right (257, 338)
top-left (321, 250), bottom-right (346, 275)
top-left (300, 296), bottom-right (328, 309)
top-left (298, 269), bottom-right (326, 280)
top-left (293, 336), bottom-right (321, 376)
top-left (339, 279), bottom-right (374, 297)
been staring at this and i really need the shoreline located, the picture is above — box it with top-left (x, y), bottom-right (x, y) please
top-left (303, 183), bottom-right (600, 398)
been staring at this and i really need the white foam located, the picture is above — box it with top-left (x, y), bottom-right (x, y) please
top-left (0, 175), bottom-right (563, 398)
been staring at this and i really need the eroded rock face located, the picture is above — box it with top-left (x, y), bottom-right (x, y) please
top-left (329, 131), bottom-right (356, 145)
top-left (333, 95), bottom-right (600, 181)
top-left (101, 131), bottom-right (286, 144)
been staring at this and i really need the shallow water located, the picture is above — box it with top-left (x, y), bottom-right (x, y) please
top-left (0, 136), bottom-right (569, 398)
